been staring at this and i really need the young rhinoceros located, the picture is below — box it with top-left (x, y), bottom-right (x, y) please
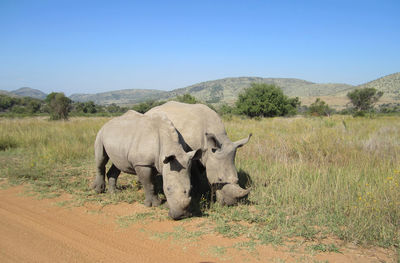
top-left (146, 101), bottom-right (252, 206)
top-left (91, 110), bottom-right (201, 220)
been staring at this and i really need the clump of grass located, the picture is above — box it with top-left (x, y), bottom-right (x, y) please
top-left (307, 243), bottom-right (341, 253)
top-left (117, 212), bottom-right (158, 227)
top-left (149, 226), bottom-right (207, 243)
top-left (0, 135), bottom-right (19, 151)
top-left (208, 245), bottom-right (228, 257)
top-left (232, 240), bottom-right (258, 254)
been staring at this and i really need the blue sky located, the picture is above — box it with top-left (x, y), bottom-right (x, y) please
top-left (0, 0), bottom-right (399, 95)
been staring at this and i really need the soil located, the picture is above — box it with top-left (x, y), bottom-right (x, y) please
top-left (0, 186), bottom-right (396, 263)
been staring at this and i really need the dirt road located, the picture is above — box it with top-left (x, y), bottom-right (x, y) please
top-left (0, 186), bottom-right (395, 262)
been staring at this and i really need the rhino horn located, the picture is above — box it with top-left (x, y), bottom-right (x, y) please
top-left (216, 183), bottom-right (251, 206)
top-left (233, 133), bottom-right (252, 149)
top-left (223, 183), bottom-right (251, 197)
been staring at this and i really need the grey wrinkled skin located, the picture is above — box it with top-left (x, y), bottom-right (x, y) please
top-left (91, 110), bottom-right (201, 220)
top-left (146, 101), bottom-right (252, 205)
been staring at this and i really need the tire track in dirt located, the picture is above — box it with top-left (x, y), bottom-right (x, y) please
top-left (0, 186), bottom-right (208, 263)
top-left (0, 186), bottom-right (396, 263)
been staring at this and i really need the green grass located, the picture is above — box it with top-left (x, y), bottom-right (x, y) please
top-left (307, 243), bottom-right (341, 253)
top-left (0, 115), bottom-right (399, 254)
top-left (0, 135), bottom-right (19, 151)
top-left (150, 225), bottom-right (207, 242)
top-left (225, 115), bottom-right (400, 248)
top-left (117, 212), bottom-right (158, 227)
top-left (208, 245), bottom-right (228, 257)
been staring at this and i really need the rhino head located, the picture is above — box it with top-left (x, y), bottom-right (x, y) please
top-left (162, 149), bottom-right (202, 220)
top-left (204, 132), bottom-right (252, 205)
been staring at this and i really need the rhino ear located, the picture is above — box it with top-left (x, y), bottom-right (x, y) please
top-left (163, 155), bottom-right (176, 164)
top-left (206, 133), bottom-right (221, 150)
top-left (187, 149), bottom-right (202, 161)
top-left (234, 133), bottom-right (252, 149)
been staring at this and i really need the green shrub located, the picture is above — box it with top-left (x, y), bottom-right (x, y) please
top-left (347, 88), bottom-right (383, 112)
top-left (45, 92), bottom-right (72, 120)
top-left (132, 100), bottom-right (166, 113)
top-left (307, 98), bottom-right (334, 116)
top-left (173, 94), bottom-right (198, 104)
top-left (235, 83), bottom-right (300, 117)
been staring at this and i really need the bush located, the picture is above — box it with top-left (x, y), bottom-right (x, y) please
top-left (353, 110), bottom-right (366, 117)
top-left (132, 100), bottom-right (166, 113)
top-left (0, 95), bottom-right (17, 111)
top-left (105, 103), bottom-right (126, 114)
top-left (347, 88), bottom-right (383, 113)
top-left (379, 103), bottom-right (400, 114)
top-left (0, 94), bottom-right (44, 114)
top-left (307, 98), bottom-right (334, 116)
top-left (174, 94), bottom-right (198, 104)
top-left (235, 83), bottom-right (300, 117)
top-left (45, 92), bottom-right (72, 120)
top-left (27, 99), bottom-right (42, 113)
top-left (218, 104), bottom-right (235, 115)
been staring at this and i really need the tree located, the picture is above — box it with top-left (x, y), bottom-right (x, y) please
top-left (45, 92), bottom-right (71, 120)
top-left (132, 100), bottom-right (166, 113)
top-left (235, 83), bottom-right (300, 117)
top-left (106, 103), bottom-right (122, 113)
top-left (218, 103), bottom-right (235, 115)
top-left (83, 101), bottom-right (97, 113)
top-left (26, 99), bottom-right (42, 114)
top-left (174, 94), bottom-right (198, 104)
top-left (0, 95), bottom-right (16, 111)
top-left (347, 88), bottom-right (383, 112)
top-left (307, 98), bottom-right (334, 116)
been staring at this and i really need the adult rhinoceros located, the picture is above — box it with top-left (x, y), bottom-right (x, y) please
top-left (146, 101), bottom-right (252, 205)
top-left (91, 110), bottom-right (201, 219)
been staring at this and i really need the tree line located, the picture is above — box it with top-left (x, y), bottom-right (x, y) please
top-left (0, 84), bottom-right (395, 120)
top-left (0, 92), bottom-right (211, 120)
top-left (0, 93), bottom-right (129, 119)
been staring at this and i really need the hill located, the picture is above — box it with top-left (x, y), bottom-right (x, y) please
top-left (354, 72), bottom-right (400, 100)
top-left (4, 73), bottom-right (398, 108)
top-left (0, 90), bottom-right (15, 97)
top-left (70, 77), bottom-right (354, 106)
top-left (323, 72), bottom-right (400, 108)
top-left (69, 89), bottom-right (168, 105)
top-left (165, 77), bottom-right (353, 105)
top-left (10, 87), bottom-right (47, 99)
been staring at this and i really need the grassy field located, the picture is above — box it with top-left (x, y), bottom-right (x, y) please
top-left (0, 115), bottom-right (399, 253)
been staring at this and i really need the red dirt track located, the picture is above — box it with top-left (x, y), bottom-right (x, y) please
top-left (0, 186), bottom-right (396, 262)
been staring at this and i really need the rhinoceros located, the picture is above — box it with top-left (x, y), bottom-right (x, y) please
top-left (91, 110), bottom-right (201, 219)
top-left (146, 101), bottom-right (252, 205)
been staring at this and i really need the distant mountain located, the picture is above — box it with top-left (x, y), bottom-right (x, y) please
top-left (69, 77), bottom-right (354, 106)
top-left (70, 89), bottom-right (168, 105)
top-left (165, 77), bottom-right (354, 104)
top-left (3, 73), bottom-right (398, 109)
top-left (355, 72), bottom-right (400, 100)
top-left (10, 87), bottom-right (47, 99)
top-left (0, 90), bottom-right (15, 97)
top-left (304, 72), bottom-right (400, 108)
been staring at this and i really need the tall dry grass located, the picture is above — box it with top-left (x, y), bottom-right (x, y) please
top-left (0, 115), bottom-right (399, 247)
top-left (225, 115), bottom-right (400, 246)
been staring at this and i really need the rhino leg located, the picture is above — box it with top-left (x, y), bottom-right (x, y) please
top-left (107, 164), bottom-right (121, 194)
top-left (92, 143), bottom-right (109, 194)
top-left (136, 166), bottom-right (161, 207)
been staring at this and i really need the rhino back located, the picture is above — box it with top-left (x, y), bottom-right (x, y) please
top-left (100, 113), bottom-right (159, 173)
top-left (146, 101), bottom-right (226, 151)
